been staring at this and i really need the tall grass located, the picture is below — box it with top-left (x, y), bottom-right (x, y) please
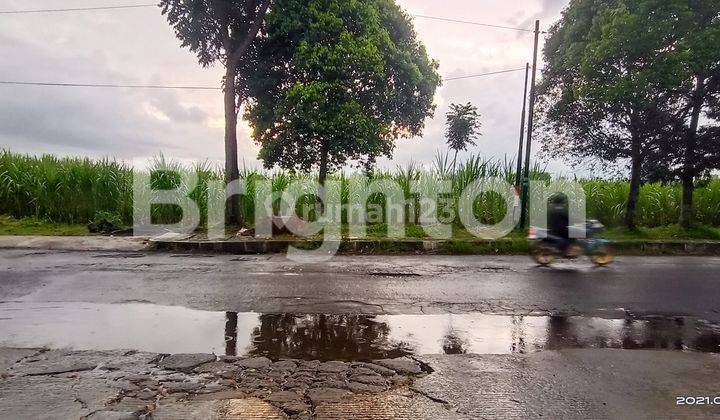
top-left (0, 152), bottom-right (133, 224)
top-left (1, 150), bottom-right (719, 229)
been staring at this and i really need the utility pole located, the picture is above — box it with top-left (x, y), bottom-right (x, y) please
top-left (514, 63), bottom-right (530, 189)
top-left (520, 20), bottom-right (541, 228)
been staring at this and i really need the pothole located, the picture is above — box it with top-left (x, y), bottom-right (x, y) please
top-left (367, 272), bottom-right (422, 277)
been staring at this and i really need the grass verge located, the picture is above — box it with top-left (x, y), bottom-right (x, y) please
top-left (3, 213), bottom-right (720, 257)
top-left (0, 215), bottom-right (89, 236)
top-left (605, 224), bottom-right (720, 241)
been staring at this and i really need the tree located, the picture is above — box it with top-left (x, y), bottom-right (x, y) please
top-left (244, 0), bottom-right (441, 188)
top-left (673, 1), bottom-right (720, 227)
top-left (445, 102), bottom-right (482, 171)
top-left (160, 0), bottom-right (271, 225)
top-left (537, 0), bottom-right (686, 229)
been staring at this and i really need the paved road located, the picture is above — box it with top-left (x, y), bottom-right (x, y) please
top-left (1, 249), bottom-right (719, 320)
top-left (2, 250), bottom-right (720, 419)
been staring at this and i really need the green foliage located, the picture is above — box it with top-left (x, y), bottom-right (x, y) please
top-left (580, 180), bottom-right (684, 227)
top-left (581, 180), bottom-right (629, 227)
top-left (159, 0), bottom-right (270, 68)
top-left (538, 0), bottom-right (683, 164)
top-left (0, 151), bottom-right (133, 225)
top-left (539, 0), bottom-right (720, 229)
top-left (3, 151), bottom-right (720, 233)
top-left (445, 103), bottom-right (482, 163)
top-left (245, 0), bottom-right (441, 174)
top-left (604, 224), bottom-right (720, 241)
top-left (695, 179), bottom-right (720, 226)
top-left (578, 0), bottom-right (689, 102)
top-left (0, 215), bottom-right (89, 236)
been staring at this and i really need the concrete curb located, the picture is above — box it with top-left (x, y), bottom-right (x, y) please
top-left (149, 237), bottom-right (720, 255)
top-left (0, 236), bottom-right (151, 252)
top-left (151, 238), bottom-right (457, 254)
top-left (1, 235), bottom-right (717, 255)
top-left (610, 240), bottom-right (720, 255)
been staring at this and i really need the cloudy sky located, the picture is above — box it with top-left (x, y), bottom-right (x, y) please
top-left (0, 0), bottom-right (570, 171)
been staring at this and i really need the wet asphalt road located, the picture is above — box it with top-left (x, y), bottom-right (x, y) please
top-left (0, 250), bottom-right (719, 321)
top-left (2, 250), bottom-right (720, 419)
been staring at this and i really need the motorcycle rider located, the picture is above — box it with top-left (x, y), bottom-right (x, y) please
top-left (548, 194), bottom-right (572, 254)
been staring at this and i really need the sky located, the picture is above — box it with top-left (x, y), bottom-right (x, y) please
top-left (0, 0), bottom-right (571, 172)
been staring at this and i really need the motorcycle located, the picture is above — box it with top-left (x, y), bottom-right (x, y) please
top-left (528, 220), bottom-right (614, 266)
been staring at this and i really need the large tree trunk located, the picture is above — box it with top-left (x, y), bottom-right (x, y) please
top-left (625, 135), bottom-right (643, 230)
top-left (680, 174), bottom-right (694, 228)
top-left (317, 139), bottom-right (329, 206)
top-left (218, 0), bottom-right (271, 228)
top-left (680, 75), bottom-right (705, 229)
top-left (224, 65), bottom-right (241, 226)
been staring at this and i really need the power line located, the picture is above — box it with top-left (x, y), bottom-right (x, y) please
top-left (411, 14), bottom-right (544, 34)
top-left (0, 67), bottom-right (528, 90)
top-left (0, 81), bottom-right (219, 90)
top-left (0, 3), bottom-right (544, 35)
top-left (443, 67), bottom-right (527, 81)
top-left (0, 4), bottom-right (156, 14)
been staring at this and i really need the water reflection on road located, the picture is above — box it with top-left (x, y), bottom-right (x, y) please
top-left (1, 302), bottom-right (718, 359)
top-left (242, 313), bottom-right (720, 359)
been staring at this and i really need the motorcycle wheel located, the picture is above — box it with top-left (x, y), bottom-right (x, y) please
top-left (532, 246), bottom-right (556, 266)
top-left (591, 246), bottom-right (614, 266)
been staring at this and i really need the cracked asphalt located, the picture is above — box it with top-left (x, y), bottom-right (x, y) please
top-left (1, 347), bottom-right (719, 419)
top-left (1, 249), bottom-right (720, 419)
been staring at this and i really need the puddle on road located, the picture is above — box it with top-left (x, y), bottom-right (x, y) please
top-left (0, 302), bottom-right (719, 359)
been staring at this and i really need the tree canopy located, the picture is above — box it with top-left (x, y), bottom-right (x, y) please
top-left (244, 0), bottom-right (441, 181)
top-left (537, 0), bottom-right (719, 228)
top-left (445, 102), bottom-right (482, 169)
top-left (160, 0), bottom-right (270, 69)
top-left (538, 0), bottom-right (682, 166)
